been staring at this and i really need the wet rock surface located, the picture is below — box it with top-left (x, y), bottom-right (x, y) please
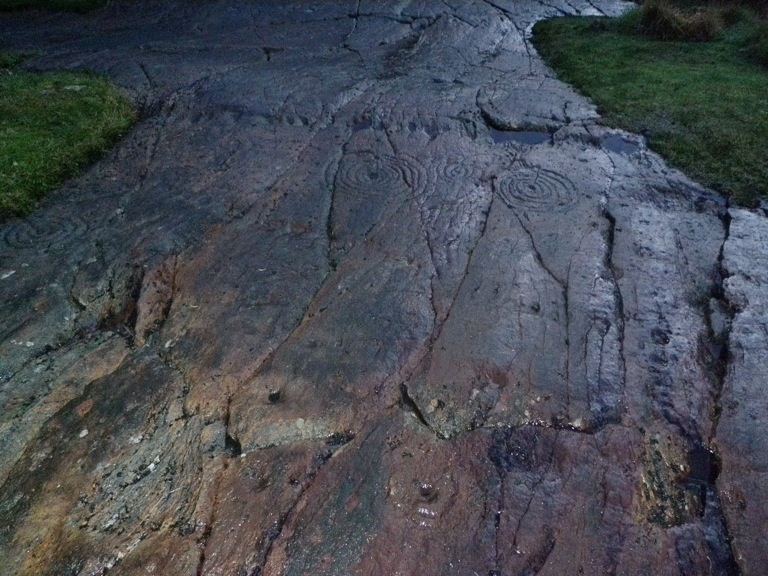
top-left (0, 0), bottom-right (764, 574)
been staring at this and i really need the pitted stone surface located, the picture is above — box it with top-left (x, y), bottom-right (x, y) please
top-left (0, 1), bottom-right (764, 574)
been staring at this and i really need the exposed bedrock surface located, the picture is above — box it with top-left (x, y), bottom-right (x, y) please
top-left (0, 0), bottom-right (765, 574)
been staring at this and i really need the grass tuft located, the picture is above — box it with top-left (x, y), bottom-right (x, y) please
top-left (0, 54), bottom-right (136, 220)
top-left (637, 0), bottom-right (723, 42)
top-left (532, 6), bottom-right (768, 206)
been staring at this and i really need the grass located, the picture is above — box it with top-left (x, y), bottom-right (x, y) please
top-left (532, 2), bottom-right (768, 206)
top-left (0, 52), bottom-right (27, 70)
top-left (0, 0), bottom-right (106, 13)
top-left (0, 54), bottom-right (136, 220)
top-left (745, 21), bottom-right (768, 67)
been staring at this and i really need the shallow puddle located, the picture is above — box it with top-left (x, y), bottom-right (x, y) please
top-left (489, 127), bottom-right (551, 146)
top-left (602, 134), bottom-right (640, 155)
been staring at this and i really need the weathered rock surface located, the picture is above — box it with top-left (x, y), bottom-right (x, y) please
top-left (718, 210), bottom-right (768, 575)
top-left (0, 0), bottom-right (764, 574)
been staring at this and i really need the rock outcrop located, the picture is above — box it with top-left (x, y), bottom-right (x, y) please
top-left (0, 1), bottom-right (764, 574)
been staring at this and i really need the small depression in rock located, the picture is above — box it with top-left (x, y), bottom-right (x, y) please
top-left (602, 134), bottom-right (640, 155)
top-left (489, 127), bottom-right (551, 146)
top-left (417, 482), bottom-right (439, 503)
top-left (353, 119), bottom-right (373, 132)
top-left (687, 444), bottom-right (720, 484)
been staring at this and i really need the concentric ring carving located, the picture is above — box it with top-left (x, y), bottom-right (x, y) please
top-left (495, 162), bottom-right (577, 211)
top-left (332, 151), bottom-right (426, 198)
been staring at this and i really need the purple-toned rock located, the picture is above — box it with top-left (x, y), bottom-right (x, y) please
top-left (0, 0), bottom-right (762, 574)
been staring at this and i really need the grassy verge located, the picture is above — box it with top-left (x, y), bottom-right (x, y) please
top-left (532, 3), bottom-right (768, 206)
top-left (1, 54), bottom-right (136, 220)
top-left (0, 0), bottom-right (106, 13)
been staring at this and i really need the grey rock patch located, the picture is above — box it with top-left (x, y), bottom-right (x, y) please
top-left (718, 209), bottom-right (768, 576)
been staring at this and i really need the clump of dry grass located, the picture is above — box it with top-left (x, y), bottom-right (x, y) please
top-left (638, 0), bottom-right (724, 41)
top-left (633, 0), bottom-right (768, 68)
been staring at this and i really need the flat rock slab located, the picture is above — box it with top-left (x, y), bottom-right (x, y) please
top-left (0, 1), bottom-right (765, 575)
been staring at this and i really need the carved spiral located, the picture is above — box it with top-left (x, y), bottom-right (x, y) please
top-left (495, 162), bottom-right (577, 211)
top-left (434, 158), bottom-right (480, 183)
top-left (332, 151), bottom-right (426, 197)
